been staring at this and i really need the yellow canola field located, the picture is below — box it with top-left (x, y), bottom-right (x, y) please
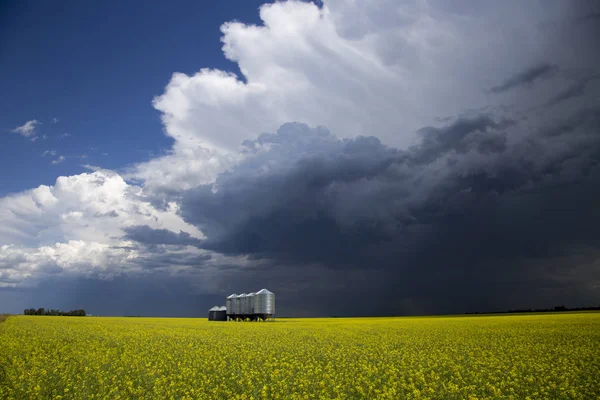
top-left (1, 313), bottom-right (599, 399)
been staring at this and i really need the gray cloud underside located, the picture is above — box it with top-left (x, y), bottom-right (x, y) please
top-left (171, 102), bottom-right (600, 315)
top-left (489, 63), bottom-right (558, 94)
top-left (123, 225), bottom-right (202, 247)
top-left (544, 74), bottom-right (600, 107)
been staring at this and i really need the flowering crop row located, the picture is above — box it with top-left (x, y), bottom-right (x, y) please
top-left (0, 313), bottom-right (599, 399)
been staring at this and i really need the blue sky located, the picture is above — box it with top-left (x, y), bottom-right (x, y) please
top-left (0, 0), bottom-right (266, 195)
top-left (0, 0), bottom-right (599, 316)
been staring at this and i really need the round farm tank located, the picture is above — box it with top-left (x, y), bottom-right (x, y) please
top-left (237, 293), bottom-right (247, 315)
top-left (208, 305), bottom-right (219, 321)
top-left (254, 288), bottom-right (275, 320)
top-left (247, 292), bottom-right (255, 315)
top-left (214, 306), bottom-right (227, 321)
top-left (226, 294), bottom-right (236, 318)
top-left (232, 294), bottom-right (240, 316)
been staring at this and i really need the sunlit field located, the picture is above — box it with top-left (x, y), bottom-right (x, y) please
top-left (1, 313), bottom-right (599, 399)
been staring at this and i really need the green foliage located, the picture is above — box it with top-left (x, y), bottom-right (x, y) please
top-left (23, 308), bottom-right (86, 316)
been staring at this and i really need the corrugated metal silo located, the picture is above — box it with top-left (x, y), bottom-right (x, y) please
top-left (214, 306), bottom-right (227, 321)
top-left (237, 293), bottom-right (247, 315)
top-left (254, 288), bottom-right (275, 319)
top-left (208, 305), bottom-right (220, 321)
top-left (230, 294), bottom-right (238, 317)
top-left (247, 292), bottom-right (255, 315)
top-left (226, 294), bottom-right (236, 317)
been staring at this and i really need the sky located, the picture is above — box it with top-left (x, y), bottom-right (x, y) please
top-left (1, 0), bottom-right (599, 317)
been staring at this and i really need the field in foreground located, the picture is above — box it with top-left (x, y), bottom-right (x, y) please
top-left (1, 313), bottom-right (599, 399)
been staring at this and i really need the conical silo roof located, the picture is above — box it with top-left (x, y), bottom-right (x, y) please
top-left (256, 288), bottom-right (273, 295)
top-left (254, 288), bottom-right (275, 315)
top-left (227, 293), bottom-right (237, 299)
top-left (209, 306), bottom-right (220, 311)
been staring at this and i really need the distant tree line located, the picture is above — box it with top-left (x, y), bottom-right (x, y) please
top-left (23, 308), bottom-right (86, 316)
top-left (465, 305), bottom-right (600, 315)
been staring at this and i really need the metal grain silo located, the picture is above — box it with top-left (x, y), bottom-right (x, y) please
top-left (214, 306), bottom-right (227, 321)
top-left (226, 294), bottom-right (236, 318)
top-left (208, 305), bottom-right (219, 321)
top-left (254, 288), bottom-right (275, 320)
top-left (247, 292), bottom-right (256, 316)
top-left (232, 294), bottom-right (240, 317)
top-left (237, 293), bottom-right (247, 316)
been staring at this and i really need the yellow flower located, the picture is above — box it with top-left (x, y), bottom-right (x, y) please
top-left (0, 313), bottom-right (599, 399)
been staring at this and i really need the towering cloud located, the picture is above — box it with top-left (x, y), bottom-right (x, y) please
top-left (173, 111), bottom-right (600, 314)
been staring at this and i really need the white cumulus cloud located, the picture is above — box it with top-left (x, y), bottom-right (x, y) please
top-left (0, 169), bottom-right (212, 286)
top-left (0, 170), bottom-right (203, 248)
top-left (132, 0), bottom-right (582, 193)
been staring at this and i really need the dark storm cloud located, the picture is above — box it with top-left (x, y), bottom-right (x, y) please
top-left (544, 74), bottom-right (600, 107)
top-left (541, 108), bottom-right (600, 137)
top-left (410, 116), bottom-right (510, 165)
top-left (489, 63), bottom-right (558, 94)
top-left (123, 225), bottom-right (202, 247)
top-left (578, 11), bottom-right (600, 22)
top-left (130, 247), bottom-right (212, 269)
top-left (178, 101), bottom-right (600, 315)
top-left (545, 81), bottom-right (587, 107)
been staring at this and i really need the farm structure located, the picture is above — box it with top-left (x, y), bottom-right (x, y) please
top-left (225, 289), bottom-right (275, 321)
top-left (207, 306), bottom-right (227, 321)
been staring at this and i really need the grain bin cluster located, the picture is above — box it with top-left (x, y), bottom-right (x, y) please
top-left (208, 289), bottom-right (275, 321)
